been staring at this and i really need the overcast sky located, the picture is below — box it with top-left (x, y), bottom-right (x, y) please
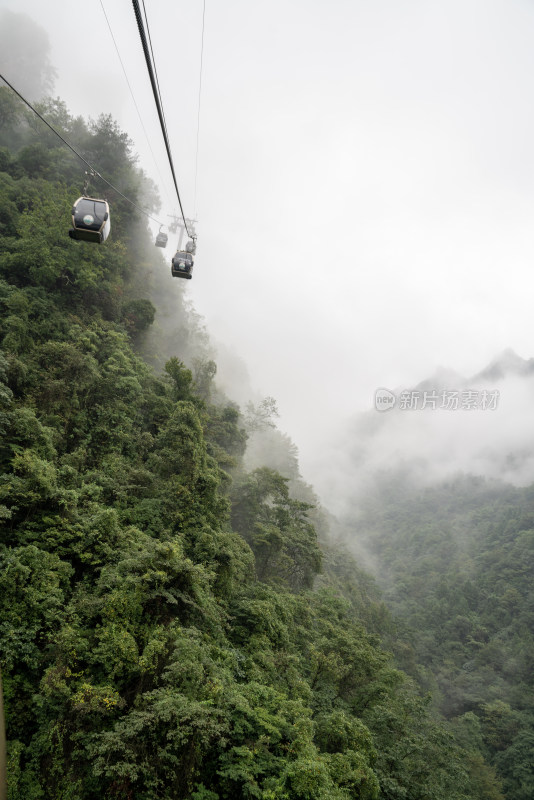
top-left (2, 0), bottom-right (534, 496)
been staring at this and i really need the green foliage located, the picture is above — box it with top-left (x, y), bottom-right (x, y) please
top-left (0, 98), bottom-right (483, 800)
top-left (352, 472), bottom-right (534, 799)
top-left (245, 396), bottom-right (280, 432)
top-left (231, 468), bottom-right (322, 590)
top-left (193, 357), bottom-right (217, 401)
top-left (121, 298), bottom-right (156, 335)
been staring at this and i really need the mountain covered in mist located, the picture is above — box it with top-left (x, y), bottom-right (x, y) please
top-left (318, 349), bottom-right (534, 516)
top-left (343, 473), bottom-right (534, 800)
top-left (324, 356), bottom-right (534, 800)
top-left (1, 13), bottom-right (532, 800)
top-left (0, 75), bottom-right (503, 799)
top-left (472, 349), bottom-right (534, 382)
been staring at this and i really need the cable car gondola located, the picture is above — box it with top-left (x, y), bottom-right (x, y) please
top-left (171, 250), bottom-right (194, 279)
top-left (69, 197), bottom-right (111, 243)
top-left (155, 228), bottom-right (168, 248)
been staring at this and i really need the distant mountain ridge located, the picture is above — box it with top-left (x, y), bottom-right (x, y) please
top-left (471, 348), bottom-right (534, 382)
top-left (411, 348), bottom-right (534, 394)
top-left (316, 348), bottom-right (534, 516)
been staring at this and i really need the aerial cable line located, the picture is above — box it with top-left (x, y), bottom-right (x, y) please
top-left (140, 0), bottom-right (179, 202)
top-left (194, 0), bottom-right (206, 218)
top-left (135, 0), bottom-right (190, 235)
top-left (140, 0), bottom-right (195, 237)
top-left (131, 0), bottom-right (194, 240)
top-left (140, 0), bottom-right (175, 202)
top-left (0, 72), bottom-right (166, 227)
top-left (99, 0), bottom-right (174, 211)
top-left (141, 0), bottom-right (169, 142)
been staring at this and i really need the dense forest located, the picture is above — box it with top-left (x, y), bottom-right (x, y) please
top-left (1, 17), bottom-right (532, 797)
top-left (0, 84), bottom-right (494, 800)
top-left (348, 473), bottom-right (534, 800)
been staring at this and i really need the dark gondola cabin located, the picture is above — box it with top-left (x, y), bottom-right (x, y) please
top-left (155, 231), bottom-right (168, 248)
top-left (69, 197), bottom-right (110, 243)
top-left (171, 250), bottom-right (193, 279)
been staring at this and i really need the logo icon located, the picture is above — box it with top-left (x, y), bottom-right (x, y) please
top-left (374, 388), bottom-right (396, 412)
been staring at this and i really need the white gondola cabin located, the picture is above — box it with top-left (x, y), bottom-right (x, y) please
top-left (69, 197), bottom-right (110, 243)
top-left (155, 230), bottom-right (168, 248)
top-left (171, 250), bottom-right (194, 279)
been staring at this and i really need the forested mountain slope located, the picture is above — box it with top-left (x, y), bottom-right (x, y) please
top-left (0, 87), bottom-right (503, 799)
top-left (350, 473), bottom-right (534, 800)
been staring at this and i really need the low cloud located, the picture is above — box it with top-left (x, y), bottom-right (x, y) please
top-left (308, 351), bottom-right (534, 516)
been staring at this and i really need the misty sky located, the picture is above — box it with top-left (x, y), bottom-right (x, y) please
top-left (2, 0), bottom-right (534, 497)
